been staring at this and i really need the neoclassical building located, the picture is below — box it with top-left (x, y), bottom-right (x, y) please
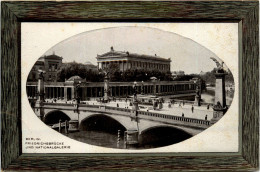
top-left (28, 53), bottom-right (63, 82)
top-left (96, 47), bottom-right (171, 72)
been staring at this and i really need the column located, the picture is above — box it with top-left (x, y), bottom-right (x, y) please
top-left (71, 87), bottom-right (75, 99)
top-left (44, 87), bottom-right (47, 99)
top-left (49, 87), bottom-right (52, 98)
top-left (64, 87), bottom-right (67, 101)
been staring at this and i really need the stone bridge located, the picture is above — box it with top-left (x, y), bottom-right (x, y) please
top-left (35, 102), bottom-right (211, 136)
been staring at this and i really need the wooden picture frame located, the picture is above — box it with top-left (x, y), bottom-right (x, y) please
top-left (1, 1), bottom-right (259, 171)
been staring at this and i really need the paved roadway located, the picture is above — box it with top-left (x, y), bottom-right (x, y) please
top-left (45, 98), bottom-right (213, 121)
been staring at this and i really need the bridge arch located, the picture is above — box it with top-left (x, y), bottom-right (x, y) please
top-left (140, 125), bottom-right (191, 135)
top-left (44, 110), bottom-right (71, 125)
top-left (139, 125), bottom-right (192, 147)
top-left (79, 113), bottom-right (128, 133)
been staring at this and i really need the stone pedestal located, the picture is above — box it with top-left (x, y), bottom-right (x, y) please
top-left (68, 120), bottom-right (79, 132)
top-left (214, 73), bottom-right (227, 107)
top-left (210, 104), bottom-right (227, 124)
top-left (194, 95), bottom-right (201, 106)
top-left (125, 129), bottom-right (139, 148)
top-left (35, 101), bottom-right (44, 120)
top-left (211, 72), bottom-right (228, 124)
top-left (132, 100), bottom-right (139, 111)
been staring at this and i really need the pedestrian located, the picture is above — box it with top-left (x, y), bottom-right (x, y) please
top-left (207, 104), bottom-right (210, 110)
top-left (117, 103), bottom-right (119, 107)
top-left (191, 105), bottom-right (194, 113)
top-left (182, 113), bottom-right (184, 117)
top-left (205, 115), bottom-right (208, 120)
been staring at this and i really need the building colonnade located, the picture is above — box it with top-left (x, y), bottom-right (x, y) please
top-left (98, 60), bottom-right (170, 72)
top-left (26, 82), bottom-right (196, 101)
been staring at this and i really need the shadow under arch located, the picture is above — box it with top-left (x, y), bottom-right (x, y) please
top-left (44, 110), bottom-right (71, 125)
top-left (139, 125), bottom-right (192, 148)
top-left (80, 114), bottom-right (127, 134)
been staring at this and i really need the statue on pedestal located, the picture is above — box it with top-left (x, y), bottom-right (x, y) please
top-left (210, 57), bottom-right (225, 73)
top-left (210, 57), bottom-right (228, 124)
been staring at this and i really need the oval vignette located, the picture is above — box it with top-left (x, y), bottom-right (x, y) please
top-left (26, 26), bottom-right (235, 149)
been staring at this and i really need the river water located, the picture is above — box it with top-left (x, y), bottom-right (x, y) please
top-left (60, 88), bottom-right (234, 149)
top-left (62, 126), bottom-right (192, 149)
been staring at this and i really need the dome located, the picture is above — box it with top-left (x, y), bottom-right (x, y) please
top-left (67, 75), bottom-right (82, 81)
top-left (85, 61), bottom-right (93, 65)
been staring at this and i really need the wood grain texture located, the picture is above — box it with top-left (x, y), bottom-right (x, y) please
top-left (5, 155), bottom-right (257, 171)
top-left (241, 3), bottom-right (259, 167)
top-left (1, 1), bottom-right (259, 171)
top-left (1, 2), bottom-right (21, 169)
top-left (3, 1), bottom-right (258, 20)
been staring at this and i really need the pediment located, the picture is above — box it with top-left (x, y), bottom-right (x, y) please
top-left (98, 51), bottom-right (127, 58)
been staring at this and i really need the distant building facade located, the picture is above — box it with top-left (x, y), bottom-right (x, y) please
top-left (28, 54), bottom-right (97, 82)
top-left (172, 71), bottom-right (185, 77)
top-left (28, 53), bottom-right (63, 82)
top-left (96, 47), bottom-right (171, 72)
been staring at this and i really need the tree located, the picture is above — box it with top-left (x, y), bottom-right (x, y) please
top-left (56, 62), bottom-right (103, 82)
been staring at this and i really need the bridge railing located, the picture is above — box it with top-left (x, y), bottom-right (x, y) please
top-left (138, 110), bottom-right (211, 127)
top-left (43, 102), bottom-right (210, 127)
top-left (171, 99), bottom-right (214, 107)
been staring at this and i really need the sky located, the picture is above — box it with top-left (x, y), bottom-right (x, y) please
top-left (43, 26), bottom-right (229, 74)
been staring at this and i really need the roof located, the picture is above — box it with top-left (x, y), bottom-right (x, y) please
top-left (67, 75), bottom-right (82, 81)
top-left (40, 54), bottom-right (63, 60)
top-left (97, 47), bottom-right (171, 62)
top-left (35, 61), bottom-right (44, 65)
top-left (84, 61), bottom-right (97, 68)
top-left (85, 61), bottom-right (94, 65)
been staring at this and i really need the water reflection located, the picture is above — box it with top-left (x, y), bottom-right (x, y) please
top-left (62, 126), bottom-right (192, 149)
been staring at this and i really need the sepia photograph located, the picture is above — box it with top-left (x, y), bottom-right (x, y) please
top-left (22, 23), bottom-right (238, 152)
top-left (3, 1), bottom-right (258, 171)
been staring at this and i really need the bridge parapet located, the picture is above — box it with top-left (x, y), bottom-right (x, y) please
top-left (138, 111), bottom-right (210, 129)
top-left (41, 102), bottom-right (210, 130)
